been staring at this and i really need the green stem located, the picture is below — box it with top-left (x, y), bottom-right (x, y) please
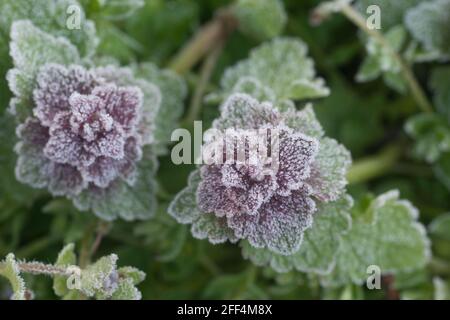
top-left (182, 40), bottom-right (225, 126)
top-left (337, 3), bottom-right (433, 113)
top-left (0, 261), bottom-right (67, 276)
top-left (347, 144), bottom-right (402, 184)
top-left (78, 221), bottom-right (96, 268)
top-left (168, 9), bottom-right (237, 75)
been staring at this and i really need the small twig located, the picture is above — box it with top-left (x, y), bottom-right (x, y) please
top-left (17, 262), bottom-right (67, 276)
top-left (168, 8), bottom-right (237, 75)
top-left (382, 275), bottom-right (400, 300)
top-left (78, 222), bottom-right (96, 269)
top-left (183, 40), bottom-right (225, 126)
top-left (90, 221), bottom-right (112, 258)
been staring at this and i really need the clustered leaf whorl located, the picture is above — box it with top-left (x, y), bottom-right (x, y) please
top-left (170, 93), bottom-right (352, 255)
top-left (14, 63), bottom-right (159, 211)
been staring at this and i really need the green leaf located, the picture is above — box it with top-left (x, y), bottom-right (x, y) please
top-left (0, 253), bottom-right (26, 300)
top-left (405, 0), bottom-right (450, 57)
top-left (434, 152), bottom-right (450, 192)
top-left (134, 204), bottom-right (188, 262)
top-left (234, 0), bottom-right (287, 41)
top-left (356, 0), bottom-right (423, 30)
top-left (135, 63), bottom-right (187, 154)
top-left (405, 113), bottom-right (450, 163)
top-left (0, 0), bottom-right (97, 57)
top-left (356, 26), bottom-right (406, 88)
top-left (202, 269), bottom-right (266, 299)
top-left (72, 147), bottom-right (158, 221)
top-left (53, 243), bottom-right (77, 297)
top-left (168, 170), bottom-right (238, 244)
top-left (241, 196), bottom-right (352, 274)
top-left (321, 190), bottom-right (430, 287)
top-left (209, 37), bottom-right (330, 104)
top-left (110, 278), bottom-right (141, 300)
top-left (430, 66), bottom-right (450, 122)
top-left (80, 254), bottom-right (118, 298)
top-left (117, 266), bottom-right (146, 285)
top-left (95, 0), bottom-right (144, 21)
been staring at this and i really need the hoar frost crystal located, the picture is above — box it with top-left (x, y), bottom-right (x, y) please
top-left (14, 63), bottom-right (158, 208)
top-left (169, 93), bottom-right (351, 255)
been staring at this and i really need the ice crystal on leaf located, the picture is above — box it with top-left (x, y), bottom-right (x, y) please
top-left (405, 0), bottom-right (450, 58)
top-left (321, 190), bottom-right (430, 287)
top-left (51, 244), bottom-right (145, 300)
top-left (16, 63), bottom-right (145, 191)
top-left (6, 14), bottom-right (166, 220)
top-left (206, 38), bottom-right (330, 105)
top-left (170, 94), bottom-right (351, 255)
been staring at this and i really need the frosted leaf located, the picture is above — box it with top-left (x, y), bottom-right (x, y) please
top-left (47, 163), bottom-right (87, 196)
top-left (79, 254), bottom-right (118, 298)
top-left (0, 254), bottom-right (26, 300)
top-left (227, 187), bottom-right (316, 255)
top-left (134, 63), bottom-right (187, 154)
top-left (34, 64), bottom-right (99, 126)
top-left (117, 267), bottom-right (146, 285)
top-left (14, 118), bottom-right (51, 188)
top-left (356, 26), bottom-right (407, 92)
top-left (192, 213), bottom-right (239, 245)
top-left (110, 278), bottom-right (142, 300)
top-left (53, 243), bottom-right (77, 298)
top-left (233, 0), bottom-right (287, 41)
top-left (168, 170), bottom-right (202, 224)
top-left (356, 0), bottom-right (423, 30)
top-left (169, 170), bottom-right (238, 244)
top-left (7, 20), bottom-right (80, 120)
top-left (405, 113), bottom-right (450, 163)
top-left (284, 104), bottom-right (325, 139)
top-left (0, 0), bottom-right (97, 57)
top-left (72, 148), bottom-right (157, 221)
top-left (212, 38), bottom-right (330, 104)
top-left (321, 190), bottom-right (430, 287)
top-left (405, 0), bottom-right (450, 57)
top-left (13, 62), bottom-right (157, 218)
top-left (90, 84), bottom-right (143, 135)
top-left (241, 195), bottom-right (352, 274)
top-left (306, 138), bottom-right (352, 202)
top-left (170, 94), bottom-right (351, 254)
top-left (213, 93), bottom-right (282, 130)
top-left (95, 64), bottom-right (163, 146)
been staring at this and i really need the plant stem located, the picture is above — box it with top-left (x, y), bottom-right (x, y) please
top-left (17, 262), bottom-right (68, 276)
top-left (168, 9), bottom-right (237, 75)
top-left (334, 3), bottom-right (433, 113)
top-left (79, 222), bottom-right (96, 268)
top-left (183, 40), bottom-right (225, 126)
top-left (90, 221), bottom-right (111, 258)
top-left (347, 144), bottom-right (402, 184)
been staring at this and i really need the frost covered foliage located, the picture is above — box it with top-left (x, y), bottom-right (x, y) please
top-left (0, 244), bottom-right (146, 300)
top-left (207, 38), bottom-right (330, 104)
top-left (16, 63), bottom-right (150, 194)
top-left (6, 19), bottom-right (166, 220)
top-left (169, 93), bottom-right (351, 255)
top-left (405, 0), bottom-right (450, 57)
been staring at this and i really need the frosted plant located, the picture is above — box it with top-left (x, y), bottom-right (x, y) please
top-left (13, 63), bottom-right (160, 219)
top-left (0, 244), bottom-right (145, 300)
top-left (169, 93), bottom-right (351, 255)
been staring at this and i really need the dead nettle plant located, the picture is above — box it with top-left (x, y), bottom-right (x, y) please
top-left (0, 0), bottom-right (436, 299)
